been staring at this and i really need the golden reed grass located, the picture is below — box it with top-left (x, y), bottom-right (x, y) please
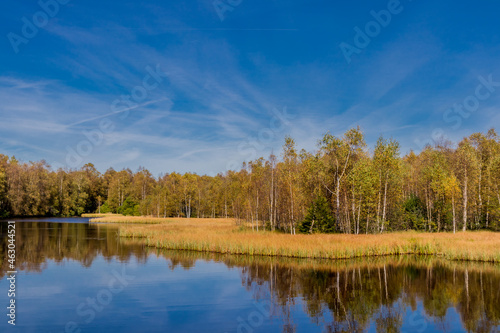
top-left (90, 216), bottom-right (500, 263)
top-left (82, 213), bottom-right (122, 218)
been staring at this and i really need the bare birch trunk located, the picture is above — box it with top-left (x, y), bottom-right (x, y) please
top-left (452, 194), bottom-right (456, 234)
top-left (381, 179), bottom-right (388, 233)
top-left (463, 168), bottom-right (468, 232)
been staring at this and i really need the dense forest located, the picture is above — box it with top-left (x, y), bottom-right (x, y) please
top-left (1, 127), bottom-right (500, 234)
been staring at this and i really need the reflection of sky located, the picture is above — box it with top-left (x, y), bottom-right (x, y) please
top-left (365, 301), bottom-right (466, 333)
top-left (1, 255), bottom-right (290, 332)
top-left (1, 220), bottom-right (496, 332)
top-left (0, 251), bottom-right (496, 332)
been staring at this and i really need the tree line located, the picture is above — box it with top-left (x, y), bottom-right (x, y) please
top-left (1, 127), bottom-right (499, 233)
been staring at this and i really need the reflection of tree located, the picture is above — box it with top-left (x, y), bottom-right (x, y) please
top-left (0, 222), bottom-right (147, 278)
top-left (4, 227), bottom-right (498, 333)
top-left (375, 303), bottom-right (403, 333)
top-left (168, 256), bottom-right (195, 270)
top-left (156, 251), bottom-right (500, 332)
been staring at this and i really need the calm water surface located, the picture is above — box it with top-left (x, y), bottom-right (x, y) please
top-left (0, 219), bottom-right (499, 332)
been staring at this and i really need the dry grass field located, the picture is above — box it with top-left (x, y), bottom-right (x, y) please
top-left (89, 216), bottom-right (500, 262)
top-left (89, 214), bottom-right (170, 223)
top-left (82, 213), bottom-right (123, 218)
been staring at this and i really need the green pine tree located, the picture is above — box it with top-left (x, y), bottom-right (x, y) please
top-left (298, 196), bottom-right (335, 233)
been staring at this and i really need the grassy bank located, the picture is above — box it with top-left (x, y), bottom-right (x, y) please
top-left (91, 216), bottom-right (500, 262)
top-left (82, 213), bottom-right (123, 218)
top-left (151, 248), bottom-right (500, 275)
top-left (89, 214), bottom-right (167, 223)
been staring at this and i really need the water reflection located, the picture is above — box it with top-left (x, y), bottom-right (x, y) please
top-left (0, 221), bottom-right (147, 278)
top-left (1, 222), bottom-right (499, 332)
top-left (155, 251), bottom-right (500, 333)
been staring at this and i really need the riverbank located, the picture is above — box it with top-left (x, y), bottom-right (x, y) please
top-left (90, 216), bottom-right (500, 263)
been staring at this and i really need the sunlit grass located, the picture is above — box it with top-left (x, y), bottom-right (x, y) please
top-left (83, 213), bottom-right (123, 218)
top-left (89, 215), bottom-right (173, 224)
top-left (93, 216), bottom-right (500, 262)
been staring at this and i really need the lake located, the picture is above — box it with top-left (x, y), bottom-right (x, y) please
top-left (0, 219), bottom-right (499, 332)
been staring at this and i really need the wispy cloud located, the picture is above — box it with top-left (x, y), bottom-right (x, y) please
top-left (1, 0), bottom-right (499, 173)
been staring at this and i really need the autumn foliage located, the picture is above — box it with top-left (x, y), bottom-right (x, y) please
top-left (1, 128), bottom-right (499, 235)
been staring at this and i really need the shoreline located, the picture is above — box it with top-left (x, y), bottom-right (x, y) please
top-left (146, 248), bottom-right (500, 275)
top-left (90, 216), bottom-right (500, 263)
top-left (129, 239), bottom-right (500, 263)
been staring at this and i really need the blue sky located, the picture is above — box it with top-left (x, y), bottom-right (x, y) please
top-left (1, 0), bottom-right (500, 175)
